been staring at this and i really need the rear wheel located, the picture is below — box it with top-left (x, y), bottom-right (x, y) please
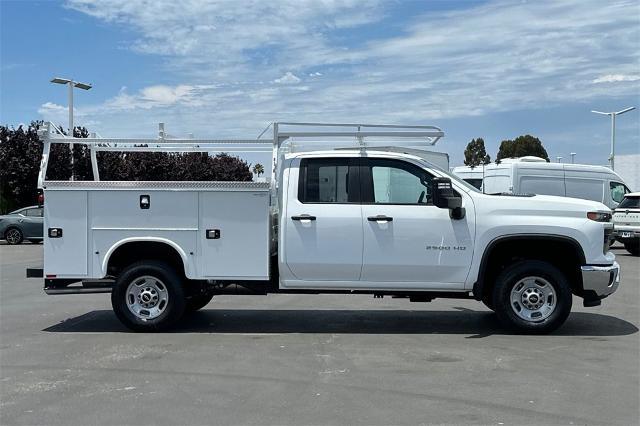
top-left (624, 241), bottom-right (639, 256)
top-left (5, 228), bottom-right (23, 245)
top-left (492, 260), bottom-right (572, 334)
top-left (111, 261), bottom-right (186, 331)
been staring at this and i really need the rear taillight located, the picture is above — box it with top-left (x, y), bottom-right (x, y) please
top-left (37, 191), bottom-right (44, 206)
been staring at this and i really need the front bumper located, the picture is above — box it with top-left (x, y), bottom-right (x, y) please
top-left (581, 261), bottom-right (620, 300)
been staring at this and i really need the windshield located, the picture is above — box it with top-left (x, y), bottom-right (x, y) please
top-left (617, 196), bottom-right (640, 209)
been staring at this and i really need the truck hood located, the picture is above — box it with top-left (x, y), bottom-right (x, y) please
top-left (478, 193), bottom-right (609, 218)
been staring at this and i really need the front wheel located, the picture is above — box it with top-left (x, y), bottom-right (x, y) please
top-left (111, 261), bottom-right (186, 332)
top-left (492, 260), bottom-right (572, 334)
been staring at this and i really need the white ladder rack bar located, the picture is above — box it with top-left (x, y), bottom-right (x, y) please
top-left (36, 121), bottom-right (445, 189)
top-left (273, 121), bottom-right (444, 146)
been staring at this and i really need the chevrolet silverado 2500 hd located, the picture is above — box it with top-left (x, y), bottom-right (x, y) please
top-left (28, 122), bottom-right (620, 333)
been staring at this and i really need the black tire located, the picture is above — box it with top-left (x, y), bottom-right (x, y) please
top-left (186, 293), bottom-right (214, 312)
top-left (4, 227), bottom-right (23, 245)
top-left (624, 241), bottom-right (640, 256)
top-left (492, 260), bottom-right (572, 334)
top-left (481, 294), bottom-right (495, 311)
top-left (111, 261), bottom-right (186, 332)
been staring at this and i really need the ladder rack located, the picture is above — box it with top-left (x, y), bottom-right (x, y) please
top-left (36, 121), bottom-right (445, 189)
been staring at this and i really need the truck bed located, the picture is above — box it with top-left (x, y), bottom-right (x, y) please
top-left (43, 180), bottom-right (271, 280)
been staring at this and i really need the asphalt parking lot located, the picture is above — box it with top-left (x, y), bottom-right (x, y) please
top-left (0, 243), bottom-right (638, 425)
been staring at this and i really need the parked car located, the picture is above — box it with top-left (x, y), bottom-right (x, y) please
top-left (613, 192), bottom-right (640, 256)
top-left (0, 206), bottom-right (44, 245)
top-left (453, 157), bottom-right (631, 209)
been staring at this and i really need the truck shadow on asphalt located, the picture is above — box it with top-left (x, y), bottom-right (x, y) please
top-left (43, 308), bottom-right (638, 338)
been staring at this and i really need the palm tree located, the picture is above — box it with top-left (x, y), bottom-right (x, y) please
top-left (252, 163), bottom-right (264, 178)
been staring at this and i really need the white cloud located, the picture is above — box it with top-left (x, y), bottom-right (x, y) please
top-left (593, 74), bottom-right (640, 84)
top-left (37, 102), bottom-right (70, 123)
top-left (274, 72), bottom-right (301, 85)
top-left (38, 102), bottom-right (66, 114)
top-left (61, 0), bottom-right (639, 140)
top-left (140, 85), bottom-right (196, 104)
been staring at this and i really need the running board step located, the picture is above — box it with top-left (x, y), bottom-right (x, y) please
top-left (45, 280), bottom-right (114, 295)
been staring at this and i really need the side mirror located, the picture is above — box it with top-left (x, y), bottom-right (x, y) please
top-left (431, 177), bottom-right (465, 220)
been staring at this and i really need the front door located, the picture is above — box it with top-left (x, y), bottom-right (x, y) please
top-left (283, 157), bottom-right (363, 285)
top-left (359, 158), bottom-right (474, 288)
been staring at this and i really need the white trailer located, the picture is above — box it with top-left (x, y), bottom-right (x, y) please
top-left (29, 122), bottom-right (620, 333)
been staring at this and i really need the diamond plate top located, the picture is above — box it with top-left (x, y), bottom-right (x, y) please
top-left (43, 180), bottom-right (271, 191)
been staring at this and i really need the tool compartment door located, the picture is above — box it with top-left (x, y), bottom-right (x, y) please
top-left (44, 190), bottom-right (88, 277)
top-left (198, 191), bottom-right (270, 279)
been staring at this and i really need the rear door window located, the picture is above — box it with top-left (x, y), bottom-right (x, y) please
top-left (25, 208), bottom-right (43, 217)
top-left (298, 158), bottom-right (359, 203)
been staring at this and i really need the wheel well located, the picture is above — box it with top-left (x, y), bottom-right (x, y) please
top-left (106, 241), bottom-right (186, 278)
top-left (476, 236), bottom-right (585, 300)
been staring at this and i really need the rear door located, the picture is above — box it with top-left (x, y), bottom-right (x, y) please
top-left (23, 207), bottom-right (44, 238)
top-left (359, 158), bottom-right (474, 287)
top-left (283, 157), bottom-right (363, 284)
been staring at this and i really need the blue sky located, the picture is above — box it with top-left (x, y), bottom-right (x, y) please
top-left (1, 0), bottom-right (639, 169)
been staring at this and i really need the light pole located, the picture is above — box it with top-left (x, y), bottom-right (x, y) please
top-left (591, 106), bottom-right (636, 170)
top-left (556, 156), bottom-right (563, 163)
top-left (50, 77), bottom-right (92, 180)
top-left (570, 152), bottom-right (576, 164)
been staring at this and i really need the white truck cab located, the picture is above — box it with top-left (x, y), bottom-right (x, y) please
top-left (28, 122), bottom-right (620, 334)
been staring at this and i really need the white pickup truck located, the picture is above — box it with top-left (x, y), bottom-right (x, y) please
top-left (29, 122), bottom-right (620, 333)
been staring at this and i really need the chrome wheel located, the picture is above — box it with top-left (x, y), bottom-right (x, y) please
top-left (5, 228), bottom-right (22, 245)
top-left (509, 276), bottom-right (557, 322)
top-left (126, 275), bottom-right (169, 321)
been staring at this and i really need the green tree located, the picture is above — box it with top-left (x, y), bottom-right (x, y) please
top-left (0, 122), bottom-right (91, 212)
top-left (0, 121), bottom-right (254, 213)
top-left (463, 138), bottom-right (491, 167)
top-left (252, 163), bottom-right (265, 177)
top-left (496, 134), bottom-right (549, 163)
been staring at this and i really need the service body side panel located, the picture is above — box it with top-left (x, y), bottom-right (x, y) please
top-left (198, 191), bottom-right (270, 279)
top-left (44, 181), bottom-right (271, 280)
top-left (44, 189), bottom-right (88, 277)
top-left (89, 189), bottom-right (198, 278)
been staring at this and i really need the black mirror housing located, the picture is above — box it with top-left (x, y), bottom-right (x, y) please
top-left (432, 177), bottom-right (465, 219)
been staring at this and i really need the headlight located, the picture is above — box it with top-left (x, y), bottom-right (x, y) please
top-left (587, 211), bottom-right (612, 222)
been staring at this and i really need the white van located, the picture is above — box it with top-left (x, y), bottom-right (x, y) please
top-left (454, 157), bottom-right (630, 209)
top-left (451, 165), bottom-right (485, 190)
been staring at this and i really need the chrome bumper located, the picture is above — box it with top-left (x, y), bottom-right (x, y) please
top-left (581, 261), bottom-right (620, 298)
